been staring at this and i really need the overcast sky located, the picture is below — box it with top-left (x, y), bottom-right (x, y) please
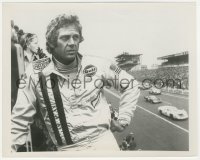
top-left (10, 3), bottom-right (196, 68)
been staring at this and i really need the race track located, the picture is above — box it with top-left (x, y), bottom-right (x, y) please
top-left (104, 88), bottom-right (189, 151)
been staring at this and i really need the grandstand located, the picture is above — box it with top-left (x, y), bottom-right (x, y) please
top-left (157, 51), bottom-right (188, 67)
top-left (130, 66), bottom-right (188, 89)
top-left (130, 51), bottom-right (189, 89)
top-left (115, 52), bottom-right (142, 71)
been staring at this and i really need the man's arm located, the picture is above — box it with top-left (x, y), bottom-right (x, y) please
top-left (11, 75), bottom-right (37, 151)
top-left (104, 61), bottom-right (140, 132)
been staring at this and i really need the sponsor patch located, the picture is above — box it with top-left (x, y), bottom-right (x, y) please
top-left (32, 57), bottom-right (51, 71)
top-left (110, 63), bottom-right (121, 75)
top-left (83, 65), bottom-right (97, 77)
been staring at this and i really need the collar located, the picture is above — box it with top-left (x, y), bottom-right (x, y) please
top-left (42, 53), bottom-right (83, 79)
top-left (52, 56), bottom-right (77, 73)
top-left (24, 50), bottom-right (39, 62)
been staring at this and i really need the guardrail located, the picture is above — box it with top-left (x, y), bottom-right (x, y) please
top-left (161, 87), bottom-right (189, 95)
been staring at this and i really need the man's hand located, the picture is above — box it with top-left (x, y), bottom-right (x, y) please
top-left (110, 119), bottom-right (125, 132)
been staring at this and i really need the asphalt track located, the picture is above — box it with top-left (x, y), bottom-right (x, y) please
top-left (104, 88), bottom-right (189, 151)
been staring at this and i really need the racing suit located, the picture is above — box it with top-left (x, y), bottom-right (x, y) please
top-left (11, 53), bottom-right (140, 151)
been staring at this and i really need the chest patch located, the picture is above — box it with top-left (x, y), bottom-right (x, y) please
top-left (83, 65), bottom-right (97, 77)
top-left (32, 57), bottom-right (51, 71)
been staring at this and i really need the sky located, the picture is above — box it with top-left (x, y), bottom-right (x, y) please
top-left (10, 2), bottom-right (196, 68)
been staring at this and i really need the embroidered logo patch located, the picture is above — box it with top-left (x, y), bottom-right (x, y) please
top-left (83, 65), bottom-right (97, 77)
top-left (32, 57), bottom-right (51, 71)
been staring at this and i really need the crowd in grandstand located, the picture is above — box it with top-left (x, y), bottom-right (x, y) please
top-left (129, 66), bottom-right (189, 89)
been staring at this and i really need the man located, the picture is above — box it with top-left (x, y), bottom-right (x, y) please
top-left (19, 33), bottom-right (40, 69)
top-left (11, 14), bottom-right (140, 151)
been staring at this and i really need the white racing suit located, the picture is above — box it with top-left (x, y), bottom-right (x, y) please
top-left (11, 54), bottom-right (140, 151)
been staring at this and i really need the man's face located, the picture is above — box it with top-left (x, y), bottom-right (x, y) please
top-left (53, 25), bottom-right (81, 64)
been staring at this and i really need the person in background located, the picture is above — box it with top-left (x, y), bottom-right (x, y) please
top-left (18, 32), bottom-right (50, 151)
top-left (19, 33), bottom-right (40, 70)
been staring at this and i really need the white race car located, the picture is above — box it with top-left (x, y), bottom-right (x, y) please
top-left (158, 106), bottom-right (188, 120)
top-left (149, 88), bottom-right (161, 95)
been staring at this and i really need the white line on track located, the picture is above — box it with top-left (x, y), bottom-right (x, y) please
top-left (104, 89), bottom-right (189, 133)
top-left (136, 105), bottom-right (189, 133)
top-left (161, 92), bottom-right (188, 100)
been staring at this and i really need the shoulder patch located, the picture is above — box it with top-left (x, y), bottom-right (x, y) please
top-left (32, 57), bottom-right (51, 72)
top-left (110, 63), bottom-right (121, 74)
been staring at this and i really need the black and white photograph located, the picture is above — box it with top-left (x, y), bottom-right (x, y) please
top-left (2, 2), bottom-right (198, 157)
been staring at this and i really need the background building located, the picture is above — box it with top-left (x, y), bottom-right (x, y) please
top-left (157, 51), bottom-right (189, 67)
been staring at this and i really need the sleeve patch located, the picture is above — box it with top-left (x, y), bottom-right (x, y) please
top-left (110, 64), bottom-right (121, 75)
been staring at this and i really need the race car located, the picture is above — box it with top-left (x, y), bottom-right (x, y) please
top-left (158, 106), bottom-right (188, 120)
top-left (144, 95), bottom-right (162, 104)
top-left (149, 87), bottom-right (161, 95)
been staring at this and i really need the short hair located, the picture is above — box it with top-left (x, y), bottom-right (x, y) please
top-left (19, 33), bottom-right (37, 50)
top-left (46, 14), bottom-right (84, 54)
